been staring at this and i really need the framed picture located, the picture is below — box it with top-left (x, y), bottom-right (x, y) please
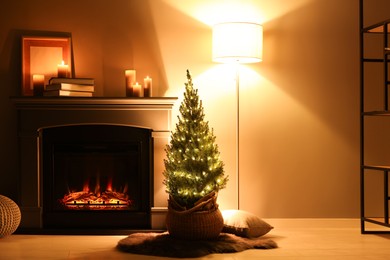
top-left (22, 36), bottom-right (73, 96)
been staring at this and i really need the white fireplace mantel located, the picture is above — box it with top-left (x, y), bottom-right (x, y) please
top-left (12, 97), bottom-right (177, 231)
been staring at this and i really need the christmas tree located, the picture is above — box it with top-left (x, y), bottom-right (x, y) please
top-left (163, 70), bottom-right (228, 209)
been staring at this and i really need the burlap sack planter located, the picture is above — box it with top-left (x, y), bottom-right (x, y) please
top-left (166, 192), bottom-right (224, 240)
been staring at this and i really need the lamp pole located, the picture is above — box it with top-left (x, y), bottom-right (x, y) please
top-left (235, 64), bottom-right (240, 209)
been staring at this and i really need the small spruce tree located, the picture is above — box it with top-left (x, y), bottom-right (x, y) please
top-left (163, 70), bottom-right (228, 209)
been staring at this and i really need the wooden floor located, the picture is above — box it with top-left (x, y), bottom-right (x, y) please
top-left (1, 219), bottom-right (390, 259)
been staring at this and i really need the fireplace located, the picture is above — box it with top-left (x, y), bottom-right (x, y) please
top-left (12, 97), bottom-right (177, 231)
top-left (40, 124), bottom-right (152, 229)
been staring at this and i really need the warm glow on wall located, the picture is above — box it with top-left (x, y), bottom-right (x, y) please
top-left (159, 0), bottom-right (311, 27)
top-left (212, 22), bottom-right (263, 63)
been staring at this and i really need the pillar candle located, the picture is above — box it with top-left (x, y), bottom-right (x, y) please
top-left (57, 60), bottom-right (69, 78)
top-left (132, 82), bottom-right (142, 97)
top-left (32, 74), bottom-right (45, 96)
top-left (125, 70), bottom-right (136, 97)
top-left (144, 76), bottom-right (152, 97)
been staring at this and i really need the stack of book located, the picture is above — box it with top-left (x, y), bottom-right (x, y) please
top-left (44, 78), bottom-right (95, 97)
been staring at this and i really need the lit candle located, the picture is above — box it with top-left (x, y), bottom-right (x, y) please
top-left (125, 70), bottom-right (136, 97)
top-left (57, 60), bottom-right (69, 78)
top-left (32, 74), bottom-right (45, 96)
top-left (132, 82), bottom-right (142, 97)
top-left (144, 76), bottom-right (152, 97)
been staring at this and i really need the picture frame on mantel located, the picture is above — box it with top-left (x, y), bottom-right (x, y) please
top-left (22, 36), bottom-right (73, 96)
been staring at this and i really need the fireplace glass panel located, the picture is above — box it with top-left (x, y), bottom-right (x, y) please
top-left (40, 124), bottom-right (152, 229)
top-left (52, 143), bottom-right (140, 211)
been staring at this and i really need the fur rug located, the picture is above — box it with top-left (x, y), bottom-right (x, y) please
top-left (117, 232), bottom-right (277, 258)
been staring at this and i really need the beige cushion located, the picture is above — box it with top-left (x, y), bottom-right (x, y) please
top-left (221, 210), bottom-right (273, 238)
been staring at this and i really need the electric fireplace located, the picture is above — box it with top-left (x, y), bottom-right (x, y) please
top-left (41, 124), bottom-right (152, 229)
top-left (12, 97), bottom-right (177, 231)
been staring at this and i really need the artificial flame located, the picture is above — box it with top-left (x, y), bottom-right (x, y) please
top-left (60, 175), bottom-right (132, 210)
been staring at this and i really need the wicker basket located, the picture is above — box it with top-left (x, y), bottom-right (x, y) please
top-left (0, 195), bottom-right (21, 237)
top-left (166, 191), bottom-right (224, 240)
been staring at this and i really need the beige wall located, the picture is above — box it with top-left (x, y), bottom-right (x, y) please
top-left (1, 0), bottom-right (387, 218)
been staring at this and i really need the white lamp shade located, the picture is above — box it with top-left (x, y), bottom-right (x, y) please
top-left (212, 22), bottom-right (263, 63)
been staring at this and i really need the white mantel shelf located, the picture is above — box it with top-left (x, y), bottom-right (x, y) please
top-left (11, 97), bottom-right (178, 110)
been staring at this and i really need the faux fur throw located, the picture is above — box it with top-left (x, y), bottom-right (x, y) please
top-left (117, 232), bottom-right (277, 258)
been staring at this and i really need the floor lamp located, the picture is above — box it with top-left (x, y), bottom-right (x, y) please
top-left (212, 22), bottom-right (263, 209)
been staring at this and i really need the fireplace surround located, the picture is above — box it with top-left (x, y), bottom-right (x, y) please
top-left (12, 97), bottom-right (177, 232)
